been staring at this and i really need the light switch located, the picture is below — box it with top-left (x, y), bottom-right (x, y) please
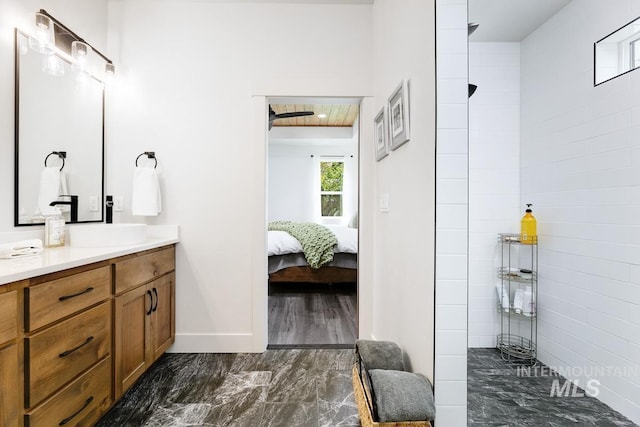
top-left (379, 193), bottom-right (390, 212)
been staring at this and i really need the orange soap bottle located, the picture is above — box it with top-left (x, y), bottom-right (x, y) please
top-left (520, 204), bottom-right (537, 244)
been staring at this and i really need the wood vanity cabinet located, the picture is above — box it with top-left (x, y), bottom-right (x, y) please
top-left (0, 243), bottom-right (176, 426)
top-left (113, 246), bottom-right (175, 399)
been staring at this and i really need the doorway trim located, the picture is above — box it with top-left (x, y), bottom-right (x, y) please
top-left (250, 87), bottom-right (374, 352)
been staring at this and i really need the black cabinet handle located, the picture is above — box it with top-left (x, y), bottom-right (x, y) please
top-left (146, 290), bottom-right (153, 316)
top-left (59, 336), bottom-right (94, 358)
top-left (59, 396), bottom-right (94, 425)
top-left (59, 287), bottom-right (94, 301)
top-left (152, 287), bottom-right (158, 312)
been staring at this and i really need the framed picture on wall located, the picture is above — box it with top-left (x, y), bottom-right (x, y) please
top-left (374, 106), bottom-right (389, 161)
top-left (388, 79), bottom-right (410, 150)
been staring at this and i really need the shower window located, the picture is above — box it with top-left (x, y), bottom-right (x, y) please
top-left (594, 16), bottom-right (640, 85)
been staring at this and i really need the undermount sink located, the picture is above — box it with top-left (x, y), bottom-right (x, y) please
top-left (69, 224), bottom-right (147, 247)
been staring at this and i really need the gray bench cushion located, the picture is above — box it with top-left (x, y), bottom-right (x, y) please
top-left (369, 369), bottom-right (435, 422)
top-left (355, 339), bottom-right (406, 371)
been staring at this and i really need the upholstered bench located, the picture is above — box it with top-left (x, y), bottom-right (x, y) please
top-left (353, 340), bottom-right (435, 427)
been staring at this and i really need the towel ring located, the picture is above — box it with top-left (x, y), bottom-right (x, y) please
top-left (135, 152), bottom-right (157, 169)
top-left (44, 151), bottom-right (66, 171)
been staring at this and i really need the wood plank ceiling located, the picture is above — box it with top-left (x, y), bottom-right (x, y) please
top-left (271, 104), bottom-right (359, 127)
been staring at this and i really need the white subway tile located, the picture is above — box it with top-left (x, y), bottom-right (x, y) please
top-left (436, 205), bottom-right (468, 229)
top-left (437, 54), bottom-right (468, 79)
top-left (438, 154), bottom-right (468, 179)
top-left (435, 330), bottom-right (467, 355)
top-left (434, 380), bottom-right (467, 406)
top-left (437, 179), bottom-right (468, 204)
top-left (436, 279), bottom-right (468, 304)
top-left (438, 104), bottom-right (468, 129)
top-left (436, 255), bottom-right (468, 280)
top-left (435, 304), bottom-right (467, 330)
top-left (438, 78), bottom-right (469, 104)
top-left (435, 355), bottom-right (467, 381)
top-left (433, 406), bottom-right (467, 427)
top-left (436, 4), bottom-right (467, 30)
top-left (436, 29), bottom-right (468, 55)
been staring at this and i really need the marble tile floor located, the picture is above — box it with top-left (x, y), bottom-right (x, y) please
top-left (96, 349), bottom-right (359, 427)
top-left (468, 348), bottom-right (637, 426)
top-left (98, 347), bottom-right (637, 426)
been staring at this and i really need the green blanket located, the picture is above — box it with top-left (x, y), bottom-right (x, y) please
top-left (268, 221), bottom-right (337, 269)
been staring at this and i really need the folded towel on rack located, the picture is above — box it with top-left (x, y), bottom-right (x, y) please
top-left (0, 239), bottom-right (43, 259)
top-left (38, 166), bottom-right (68, 213)
top-left (132, 166), bottom-right (162, 216)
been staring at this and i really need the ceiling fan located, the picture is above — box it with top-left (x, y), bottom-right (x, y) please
top-left (268, 105), bottom-right (314, 130)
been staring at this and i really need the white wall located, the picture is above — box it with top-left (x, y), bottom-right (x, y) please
top-left (522, 0), bottom-right (640, 423)
top-left (434, 0), bottom-right (468, 424)
top-left (372, 0), bottom-right (436, 381)
top-left (0, 0), bottom-right (108, 232)
top-left (268, 130), bottom-right (358, 225)
top-left (468, 42), bottom-right (520, 347)
top-left (106, 0), bottom-right (373, 352)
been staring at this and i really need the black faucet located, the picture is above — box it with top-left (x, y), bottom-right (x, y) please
top-left (106, 195), bottom-right (113, 224)
top-left (50, 195), bottom-right (78, 222)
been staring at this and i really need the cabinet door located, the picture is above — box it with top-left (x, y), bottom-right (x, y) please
top-left (114, 285), bottom-right (152, 399)
top-left (0, 344), bottom-right (19, 427)
top-left (150, 273), bottom-right (175, 362)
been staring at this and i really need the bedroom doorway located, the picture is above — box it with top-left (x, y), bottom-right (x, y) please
top-left (266, 97), bottom-right (360, 348)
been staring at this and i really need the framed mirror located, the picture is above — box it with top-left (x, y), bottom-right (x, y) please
top-left (14, 27), bottom-right (105, 226)
top-left (594, 16), bottom-right (640, 85)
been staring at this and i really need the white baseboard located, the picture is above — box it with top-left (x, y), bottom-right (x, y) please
top-left (168, 333), bottom-right (256, 353)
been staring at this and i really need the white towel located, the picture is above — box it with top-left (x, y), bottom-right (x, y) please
top-left (132, 167), bottom-right (162, 216)
top-left (0, 239), bottom-right (43, 259)
top-left (38, 167), bottom-right (68, 213)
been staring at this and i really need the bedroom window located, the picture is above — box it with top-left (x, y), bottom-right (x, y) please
top-left (320, 160), bottom-right (344, 217)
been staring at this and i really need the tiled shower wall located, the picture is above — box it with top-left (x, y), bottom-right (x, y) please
top-left (521, 1), bottom-right (640, 423)
top-left (468, 42), bottom-right (521, 347)
top-left (434, 0), bottom-right (468, 424)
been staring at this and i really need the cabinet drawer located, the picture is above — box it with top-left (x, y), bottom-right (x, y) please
top-left (0, 291), bottom-right (17, 345)
top-left (27, 266), bottom-right (111, 331)
top-left (115, 246), bottom-right (175, 294)
top-left (26, 302), bottom-right (111, 407)
top-left (26, 356), bottom-right (111, 427)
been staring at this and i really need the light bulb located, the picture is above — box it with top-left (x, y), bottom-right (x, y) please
top-left (29, 12), bottom-right (54, 54)
top-left (71, 41), bottom-right (90, 73)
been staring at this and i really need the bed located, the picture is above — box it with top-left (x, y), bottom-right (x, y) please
top-left (268, 224), bottom-right (357, 284)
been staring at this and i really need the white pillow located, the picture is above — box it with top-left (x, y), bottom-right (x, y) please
top-left (326, 225), bottom-right (358, 254)
top-left (268, 231), bottom-right (303, 256)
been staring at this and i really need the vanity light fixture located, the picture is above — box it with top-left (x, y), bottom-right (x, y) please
top-left (28, 10), bottom-right (115, 82)
top-left (29, 12), bottom-right (54, 54)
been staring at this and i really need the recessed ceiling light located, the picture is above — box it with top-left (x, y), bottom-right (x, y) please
top-left (317, 113), bottom-right (327, 118)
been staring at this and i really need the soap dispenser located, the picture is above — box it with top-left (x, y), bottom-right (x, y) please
top-left (44, 207), bottom-right (65, 247)
top-left (520, 204), bottom-right (537, 245)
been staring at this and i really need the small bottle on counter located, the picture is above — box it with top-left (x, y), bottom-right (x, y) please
top-left (44, 207), bottom-right (65, 247)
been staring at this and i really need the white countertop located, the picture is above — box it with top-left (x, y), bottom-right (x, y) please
top-left (0, 225), bottom-right (179, 286)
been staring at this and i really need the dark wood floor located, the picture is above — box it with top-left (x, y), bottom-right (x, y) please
top-left (268, 283), bottom-right (357, 347)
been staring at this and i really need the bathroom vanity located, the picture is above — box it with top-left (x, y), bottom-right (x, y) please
top-left (0, 230), bottom-right (178, 426)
